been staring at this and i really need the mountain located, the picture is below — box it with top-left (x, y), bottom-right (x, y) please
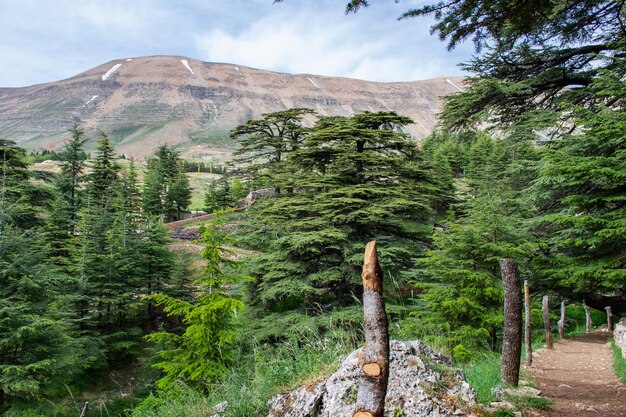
top-left (0, 56), bottom-right (463, 161)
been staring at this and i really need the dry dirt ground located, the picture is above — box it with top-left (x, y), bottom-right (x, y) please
top-left (528, 332), bottom-right (626, 417)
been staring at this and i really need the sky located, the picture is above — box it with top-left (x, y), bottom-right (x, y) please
top-left (0, 0), bottom-right (474, 88)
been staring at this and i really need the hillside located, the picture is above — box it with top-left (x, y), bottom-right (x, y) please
top-left (0, 56), bottom-right (462, 160)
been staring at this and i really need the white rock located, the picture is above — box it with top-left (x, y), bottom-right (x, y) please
top-left (267, 340), bottom-right (477, 417)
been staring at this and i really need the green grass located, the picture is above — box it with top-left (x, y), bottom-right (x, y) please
top-left (131, 336), bottom-right (350, 417)
top-left (611, 340), bottom-right (626, 383)
top-left (505, 394), bottom-right (553, 411)
top-left (461, 352), bottom-right (501, 404)
top-left (186, 172), bottom-right (220, 211)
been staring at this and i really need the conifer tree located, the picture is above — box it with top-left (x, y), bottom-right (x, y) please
top-left (0, 141), bottom-right (85, 406)
top-left (142, 145), bottom-right (191, 221)
top-left (146, 212), bottom-right (244, 390)
top-left (532, 74), bottom-right (626, 313)
top-left (242, 112), bottom-right (434, 337)
top-left (418, 135), bottom-right (537, 353)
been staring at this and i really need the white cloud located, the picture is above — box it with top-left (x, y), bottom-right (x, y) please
top-left (194, 7), bottom-right (469, 82)
top-left (0, 0), bottom-right (472, 86)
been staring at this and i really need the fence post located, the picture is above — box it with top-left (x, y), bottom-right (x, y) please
top-left (583, 300), bottom-right (592, 333)
top-left (606, 306), bottom-right (614, 332)
top-left (558, 301), bottom-right (566, 339)
top-left (524, 280), bottom-right (532, 367)
top-left (500, 259), bottom-right (522, 387)
top-left (542, 296), bottom-right (553, 349)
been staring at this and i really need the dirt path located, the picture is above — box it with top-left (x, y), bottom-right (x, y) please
top-left (529, 332), bottom-right (626, 417)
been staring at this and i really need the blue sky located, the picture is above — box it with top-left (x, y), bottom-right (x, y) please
top-left (0, 0), bottom-right (474, 87)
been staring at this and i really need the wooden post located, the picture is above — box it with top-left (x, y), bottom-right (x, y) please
top-left (558, 301), bottom-right (566, 339)
top-left (524, 280), bottom-right (532, 367)
top-left (606, 306), bottom-right (614, 332)
top-left (542, 295), bottom-right (553, 349)
top-left (500, 259), bottom-right (522, 387)
top-left (583, 300), bottom-right (592, 333)
top-left (79, 402), bottom-right (89, 417)
top-left (353, 241), bottom-right (389, 417)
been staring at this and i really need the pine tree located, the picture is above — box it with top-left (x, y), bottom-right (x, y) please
top-left (0, 141), bottom-right (86, 406)
top-left (418, 134), bottom-right (537, 353)
top-left (242, 111), bottom-right (435, 339)
top-left (230, 108), bottom-right (315, 175)
top-left (532, 73), bottom-right (626, 313)
top-left (146, 212), bottom-right (245, 390)
top-left (46, 125), bottom-right (88, 269)
top-left (142, 145), bottom-right (191, 221)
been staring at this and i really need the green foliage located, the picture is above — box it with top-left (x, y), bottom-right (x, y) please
top-left (532, 92), bottom-right (626, 301)
top-left (417, 135), bottom-right (537, 351)
top-left (461, 352), bottom-right (501, 404)
top-left (204, 175), bottom-right (247, 212)
top-left (142, 144), bottom-right (192, 221)
top-left (133, 335), bottom-right (348, 417)
top-left (230, 108), bottom-right (315, 183)
top-left (237, 111), bottom-right (435, 339)
top-left (0, 141), bottom-right (87, 406)
top-left (147, 212), bottom-right (245, 390)
top-left (505, 394), bottom-right (553, 411)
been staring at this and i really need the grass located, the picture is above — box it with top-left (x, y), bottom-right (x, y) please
top-left (611, 340), bottom-right (626, 383)
top-left (461, 352), bottom-right (501, 404)
top-left (505, 394), bottom-right (553, 411)
top-left (131, 335), bottom-right (351, 417)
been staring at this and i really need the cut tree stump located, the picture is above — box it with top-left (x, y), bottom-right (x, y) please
top-left (524, 280), bottom-right (532, 367)
top-left (543, 296), bottom-right (553, 350)
top-left (500, 259), bottom-right (522, 387)
top-left (583, 300), bottom-right (592, 333)
top-left (353, 241), bottom-right (389, 417)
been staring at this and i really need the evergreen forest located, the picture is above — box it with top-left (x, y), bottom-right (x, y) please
top-left (1, 0), bottom-right (625, 416)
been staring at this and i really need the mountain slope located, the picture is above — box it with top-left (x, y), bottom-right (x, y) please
top-left (0, 56), bottom-right (462, 160)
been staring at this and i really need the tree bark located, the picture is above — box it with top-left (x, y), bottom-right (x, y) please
top-left (500, 259), bottom-right (522, 387)
top-left (583, 299), bottom-right (592, 333)
top-left (543, 295), bottom-right (554, 349)
top-left (606, 306), bottom-right (614, 332)
top-left (354, 241), bottom-right (389, 417)
top-left (524, 280), bottom-right (532, 367)
top-left (558, 301), bottom-right (566, 339)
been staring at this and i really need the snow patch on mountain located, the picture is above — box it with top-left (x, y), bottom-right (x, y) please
top-left (306, 77), bottom-right (321, 89)
top-left (83, 95), bottom-right (98, 106)
top-left (181, 60), bottom-right (194, 75)
top-left (102, 64), bottom-right (122, 81)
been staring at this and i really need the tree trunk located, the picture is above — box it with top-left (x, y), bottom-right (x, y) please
top-left (524, 280), bottom-right (532, 367)
top-left (543, 295), bottom-right (553, 349)
top-left (583, 300), bottom-right (592, 333)
top-left (606, 306), bottom-right (614, 332)
top-left (354, 241), bottom-right (389, 417)
top-left (558, 301), bottom-right (566, 339)
top-left (500, 259), bottom-right (522, 387)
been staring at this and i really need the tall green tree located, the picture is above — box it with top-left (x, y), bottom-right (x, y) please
top-left (230, 108), bottom-right (315, 184)
top-left (0, 141), bottom-right (86, 407)
top-left (242, 111), bottom-right (435, 338)
top-left (418, 135), bottom-right (537, 352)
top-left (142, 145), bottom-right (191, 221)
top-left (532, 73), bottom-right (626, 314)
top-left (147, 212), bottom-right (245, 390)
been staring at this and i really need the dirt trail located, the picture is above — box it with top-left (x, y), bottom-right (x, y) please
top-left (529, 332), bottom-right (626, 417)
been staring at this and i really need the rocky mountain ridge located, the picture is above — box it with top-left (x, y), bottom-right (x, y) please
top-left (0, 56), bottom-right (463, 160)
